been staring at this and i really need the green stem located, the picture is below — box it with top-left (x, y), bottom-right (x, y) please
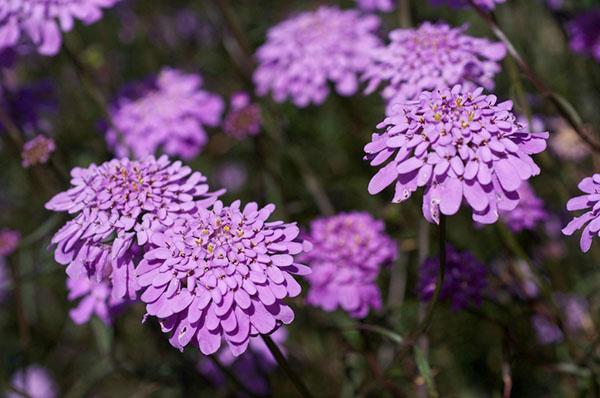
top-left (261, 334), bottom-right (314, 398)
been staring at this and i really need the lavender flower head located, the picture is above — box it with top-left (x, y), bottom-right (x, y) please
top-left (302, 212), bottom-right (397, 318)
top-left (137, 200), bottom-right (312, 356)
top-left (0, 0), bottom-right (121, 56)
top-left (500, 183), bottom-right (547, 232)
top-left (7, 365), bottom-right (57, 398)
top-left (418, 245), bottom-right (487, 311)
top-left (549, 118), bottom-right (590, 161)
top-left (356, 0), bottom-right (395, 12)
top-left (45, 156), bottom-right (222, 300)
top-left (555, 293), bottom-right (591, 334)
top-left (429, 0), bottom-right (506, 10)
top-left (532, 314), bottom-right (563, 345)
top-left (365, 85), bottom-right (549, 225)
top-left (254, 6), bottom-right (381, 107)
top-left (363, 22), bottom-right (506, 115)
top-left (216, 162), bottom-right (247, 194)
top-left (0, 228), bottom-right (20, 256)
top-left (67, 273), bottom-right (128, 325)
top-left (567, 9), bottom-right (600, 63)
top-left (562, 174), bottom-right (600, 252)
top-left (21, 135), bottom-right (55, 167)
top-left (106, 68), bottom-right (224, 160)
top-left (223, 92), bottom-right (262, 140)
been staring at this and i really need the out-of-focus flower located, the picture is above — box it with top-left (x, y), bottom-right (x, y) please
top-left (0, 257), bottom-right (8, 301)
top-left (493, 259), bottom-right (540, 300)
top-left (548, 118), bottom-right (590, 161)
top-left (45, 156), bottom-right (222, 300)
top-left (562, 174), bottom-right (600, 252)
top-left (545, 0), bottom-right (563, 10)
top-left (0, 80), bottom-right (56, 134)
top-left (567, 9), bottom-right (600, 63)
top-left (216, 163), bottom-right (247, 194)
top-left (198, 328), bottom-right (287, 396)
top-left (223, 92), bottom-right (262, 140)
top-left (0, 228), bottom-right (20, 256)
top-left (365, 85), bottom-right (548, 224)
top-left (137, 200), bottom-right (311, 356)
top-left (418, 245), bottom-right (487, 311)
top-left (254, 6), bottom-right (381, 107)
top-left (356, 0), bottom-right (395, 12)
top-left (67, 274), bottom-right (128, 325)
top-left (532, 314), bottom-right (563, 345)
top-left (429, 0), bottom-right (506, 10)
top-left (555, 293), bottom-right (593, 334)
top-left (363, 22), bottom-right (505, 114)
top-left (7, 365), bottom-right (57, 398)
top-left (21, 135), bottom-right (56, 168)
top-left (500, 183), bottom-right (548, 232)
top-left (0, 0), bottom-right (121, 56)
top-left (106, 68), bottom-right (224, 160)
top-left (302, 212), bottom-right (397, 318)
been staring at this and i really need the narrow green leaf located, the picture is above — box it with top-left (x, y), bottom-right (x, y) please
top-left (414, 346), bottom-right (438, 398)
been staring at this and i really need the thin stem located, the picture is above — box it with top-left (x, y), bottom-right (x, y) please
top-left (208, 356), bottom-right (262, 398)
top-left (398, 0), bottom-right (412, 28)
top-left (261, 334), bottom-right (314, 398)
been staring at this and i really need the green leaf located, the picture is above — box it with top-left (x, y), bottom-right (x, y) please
top-left (414, 346), bottom-right (438, 398)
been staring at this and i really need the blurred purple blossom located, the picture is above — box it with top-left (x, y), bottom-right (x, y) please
top-left (106, 68), bottom-right (224, 160)
top-left (254, 6), bottom-right (381, 107)
top-left (0, 228), bottom-right (20, 256)
top-left (500, 183), bottom-right (548, 232)
top-left (562, 174), bottom-right (600, 252)
top-left (356, 0), bottom-right (395, 12)
top-left (555, 293), bottom-right (591, 334)
top-left (532, 314), bottom-right (563, 345)
top-left (549, 118), bottom-right (590, 161)
top-left (429, 0), bottom-right (506, 9)
top-left (216, 162), bottom-right (247, 193)
top-left (302, 212), bottom-right (397, 318)
top-left (567, 8), bottom-right (600, 63)
top-left (67, 273), bottom-right (128, 325)
top-left (0, 80), bottom-right (56, 135)
top-left (7, 365), bottom-right (57, 398)
top-left (21, 135), bottom-right (55, 168)
top-left (223, 92), bottom-right (262, 140)
top-left (0, 257), bottom-right (8, 301)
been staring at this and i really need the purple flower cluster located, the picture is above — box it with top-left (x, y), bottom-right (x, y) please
top-left (500, 183), bottom-right (548, 232)
top-left (21, 135), bottom-right (56, 168)
top-left (0, 80), bottom-right (56, 134)
top-left (106, 68), bottom-right (224, 160)
top-left (254, 6), bottom-right (381, 107)
top-left (67, 273), bottom-right (127, 325)
top-left (7, 365), bottom-right (57, 398)
top-left (356, 0), bottom-right (395, 12)
top-left (0, 228), bottom-right (20, 256)
top-left (418, 245), bottom-right (487, 311)
top-left (302, 212), bottom-right (397, 318)
top-left (137, 200), bottom-right (311, 356)
top-left (365, 85), bottom-right (548, 224)
top-left (549, 118), bottom-right (590, 161)
top-left (562, 174), bottom-right (600, 252)
top-left (429, 0), bottom-right (506, 10)
top-left (0, 0), bottom-right (120, 56)
top-left (223, 92), bottom-right (262, 140)
top-left (45, 156), bottom-right (222, 300)
top-left (531, 314), bottom-right (563, 345)
top-left (567, 9), bottom-right (600, 63)
top-left (363, 22), bottom-right (506, 115)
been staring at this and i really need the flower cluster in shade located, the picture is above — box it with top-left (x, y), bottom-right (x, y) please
top-left (356, 0), bottom-right (395, 12)
top-left (0, 228), bottom-right (20, 256)
top-left (216, 162), bottom-right (247, 194)
top-left (567, 8), bottom-right (600, 63)
top-left (531, 314), bottom-right (563, 345)
top-left (363, 22), bottom-right (506, 115)
top-left (500, 183), bottom-right (547, 232)
top-left (67, 273), bottom-right (128, 325)
top-left (254, 6), bottom-right (381, 107)
top-left (198, 328), bottom-right (287, 396)
top-left (22, 135), bottom-right (55, 167)
top-left (364, 85), bottom-right (549, 225)
top-left (0, 80), bottom-right (56, 134)
top-left (562, 174), bottom-right (600, 253)
top-left (0, 0), bottom-right (121, 56)
top-left (532, 294), bottom-right (591, 345)
top-left (7, 365), bottom-right (57, 398)
top-left (429, 0), bottom-right (506, 10)
top-left (106, 68), bottom-right (224, 160)
top-left (419, 245), bottom-right (487, 311)
top-left (136, 200), bottom-right (312, 356)
top-left (301, 212), bottom-right (397, 318)
top-left (548, 118), bottom-right (590, 161)
top-left (223, 92), bottom-right (262, 140)
top-left (45, 156), bottom-right (223, 302)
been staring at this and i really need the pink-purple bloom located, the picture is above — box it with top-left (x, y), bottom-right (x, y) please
top-left (363, 22), bottom-right (506, 115)
top-left (7, 365), bottom-right (57, 398)
top-left (254, 6), bottom-right (381, 107)
top-left (106, 68), bottom-right (224, 160)
top-left (500, 183), bottom-right (547, 232)
top-left (532, 314), bottom-right (563, 345)
top-left (429, 0), bottom-right (506, 10)
top-left (67, 273), bottom-right (128, 325)
top-left (0, 0), bottom-right (121, 56)
top-left (364, 85), bottom-right (549, 224)
top-left (223, 92), bottom-right (261, 140)
top-left (567, 8), bottom-right (600, 63)
top-left (418, 245), bottom-right (487, 311)
top-left (548, 118), bottom-right (590, 161)
top-left (302, 212), bottom-right (397, 318)
top-left (45, 156), bottom-right (222, 301)
top-left (136, 200), bottom-right (312, 356)
top-left (562, 174), bottom-right (600, 253)
top-left (21, 135), bottom-right (55, 167)
top-left (0, 228), bottom-right (20, 256)
top-left (356, 0), bottom-right (395, 12)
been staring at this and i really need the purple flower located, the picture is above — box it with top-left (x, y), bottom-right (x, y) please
top-left (363, 22), bottom-right (505, 115)
top-left (500, 183), bottom-right (548, 232)
top-left (136, 200), bottom-right (312, 356)
top-left (7, 365), bottom-right (57, 398)
top-left (216, 162), bottom-right (247, 194)
top-left (555, 293), bottom-right (591, 334)
top-left (67, 273), bottom-right (128, 325)
top-left (549, 118), bottom-right (590, 161)
top-left (106, 68), bottom-right (224, 160)
top-left (0, 228), bottom-right (20, 256)
top-left (567, 9), bottom-right (600, 63)
top-left (364, 85), bottom-right (549, 224)
top-left (254, 6), bottom-right (381, 107)
top-left (356, 0), bottom-right (395, 12)
top-left (302, 212), bottom-right (397, 318)
top-left (1, 80), bottom-right (56, 134)
top-left (562, 174), bottom-right (600, 252)
top-left (45, 156), bottom-right (222, 300)
top-left (531, 314), bottom-right (563, 345)
top-left (21, 135), bottom-right (56, 167)
top-left (429, 0), bottom-right (506, 10)
top-left (0, 0), bottom-right (121, 56)
top-left (418, 245), bottom-right (487, 311)
top-left (223, 92), bottom-right (262, 140)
